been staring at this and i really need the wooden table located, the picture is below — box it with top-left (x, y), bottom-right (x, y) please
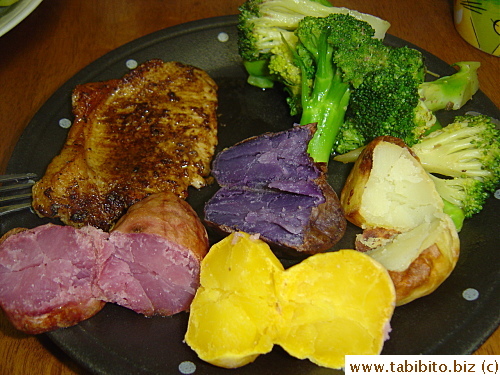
top-left (0, 0), bottom-right (498, 373)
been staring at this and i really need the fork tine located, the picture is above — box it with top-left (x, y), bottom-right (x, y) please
top-left (0, 182), bottom-right (35, 193)
top-left (0, 202), bottom-right (33, 216)
top-left (0, 173), bottom-right (37, 183)
top-left (0, 173), bottom-right (37, 216)
top-left (0, 192), bottom-right (32, 204)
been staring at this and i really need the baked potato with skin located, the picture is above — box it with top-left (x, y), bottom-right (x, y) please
top-left (341, 136), bottom-right (460, 305)
top-left (341, 136), bottom-right (443, 231)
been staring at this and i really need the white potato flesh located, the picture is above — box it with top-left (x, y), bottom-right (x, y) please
top-left (359, 142), bottom-right (443, 231)
top-left (367, 215), bottom-right (457, 272)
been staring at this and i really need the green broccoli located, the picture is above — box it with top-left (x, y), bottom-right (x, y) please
top-left (412, 114), bottom-right (500, 183)
top-left (334, 114), bottom-right (499, 229)
top-left (428, 175), bottom-right (490, 218)
top-left (334, 60), bottom-right (481, 154)
top-left (270, 13), bottom-right (431, 162)
top-left (419, 61), bottom-right (480, 112)
top-left (412, 114), bottom-right (500, 228)
top-left (293, 14), bottom-right (393, 162)
top-left (344, 65), bottom-right (436, 149)
top-left (237, 0), bottom-right (390, 90)
top-left (440, 199), bottom-right (466, 232)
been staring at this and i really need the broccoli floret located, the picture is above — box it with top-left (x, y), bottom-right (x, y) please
top-left (332, 43), bottom-right (441, 153)
top-left (412, 114), bottom-right (500, 184)
top-left (332, 53), bottom-right (482, 155)
top-left (428, 174), bottom-right (490, 218)
top-left (412, 114), bottom-right (500, 225)
top-left (343, 68), bottom-right (436, 148)
top-left (292, 13), bottom-right (392, 162)
top-left (419, 61), bottom-right (480, 112)
top-left (334, 118), bottom-right (366, 154)
top-left (237, 0), bottom-right (390, 89)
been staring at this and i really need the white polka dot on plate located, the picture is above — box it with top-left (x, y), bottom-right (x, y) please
top-left (178, 360), bottom-right (196, 374)
top-left (462, 288), bottom-right (479, 301)
top-left (217, 32), bottom-right (229, 42)
top-left (494, 189), bottom-right (500, 199)
top-left (59, 118), bottom-right (72, 129)
top-left (126, 59), bottom-right (138, 69)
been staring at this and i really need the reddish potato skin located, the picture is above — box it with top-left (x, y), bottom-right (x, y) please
top-left (113, 192), bottom-right (209, 261)
top-left (7, 300), bottom-right (106, 335)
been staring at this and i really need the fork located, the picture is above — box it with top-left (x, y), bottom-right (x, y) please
top-left (0, 173), bottom-right (38, 216)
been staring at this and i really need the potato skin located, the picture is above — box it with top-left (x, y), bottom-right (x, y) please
top-left (341, 136), bottom-right (418, 228)
top-left (388, 217), bottom-right (460, 306)
top-left (113, 192), bottom-right (209, 261)
top-left (303, 176), bottom-right (346, 253)
top-left (343, 136), bottom-right (460, 305)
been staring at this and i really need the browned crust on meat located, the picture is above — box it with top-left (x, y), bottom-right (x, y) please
top-left (32, 59), bottom-right (218, 231)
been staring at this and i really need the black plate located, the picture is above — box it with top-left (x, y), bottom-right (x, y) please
top-left (3, 15), bottom-right (500, 375)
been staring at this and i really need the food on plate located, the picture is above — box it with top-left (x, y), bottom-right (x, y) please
top-left (341, 61), bottom-right (480, 154)
top-left (418, 62), bottom-right (480, 112)
top-left (100, 192), bottom-right (209, 316)
top-left (360, 217), bottom-right (459, 306)
top-left (185, 232), bottom-right (283, 368)
top-left (0, 193), bottom-right (209, 333)
top-left (0, 224), bottom-right (107, 334)
top-left (411, 114), bottom-right (500, 225)
top-left (336, 113), bottom-right (500, 231)
top-left (204, 123), bottom-right (346, 257)
top-left (113, 192), bottom-right (208, 262)
top-left (238, 0), bottom-right (390, 87)
top-left (185, 232), bottom-right (396, 369)
top-left (341, 136), bottom-right (442, 231)
top-left (32, 59), bottom-right (218, 231)
top-left (238, 1), bottom-right (480, 160)
top-left (340, 136), bottom-right (460, 305)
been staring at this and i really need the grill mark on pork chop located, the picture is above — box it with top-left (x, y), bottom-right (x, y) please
top-left (32, 60), bottom-right (218, 231)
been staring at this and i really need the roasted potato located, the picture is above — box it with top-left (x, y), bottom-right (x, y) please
top-left (341, 136), bottom-right (443, 231)
top-left (340, 136), bottom-right (460, 305)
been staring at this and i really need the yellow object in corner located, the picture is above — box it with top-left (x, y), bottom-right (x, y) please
top-left (453, 0), bottom-right (500, 56)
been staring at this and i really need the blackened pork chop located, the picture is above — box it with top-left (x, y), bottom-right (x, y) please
top-left (32, 60), bottom-right (218, 231)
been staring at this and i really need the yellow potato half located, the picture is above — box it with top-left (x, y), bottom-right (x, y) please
top-left (275, 250), bottom-right (395, 369)
top-left (185, 233), bottom-right (396, 369)
top-left (184, 232), bottom-right (282, 368)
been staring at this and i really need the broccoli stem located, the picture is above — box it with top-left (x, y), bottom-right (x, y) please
top-left (303, 75), bottom-right (350, 163)
top-left (442, 199), bottom-right (465, 232)
top-left (419, 61), bottom-right (480, 112)
top-left (299, 28), bottom-right (351, 163)
top-left (243, 60), bottom-right (275, 88)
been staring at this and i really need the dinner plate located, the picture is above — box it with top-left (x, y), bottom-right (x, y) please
top-left (0, 0), bottom-right (43, 37)
top-left (3, 15), bottom-right (500, 375)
